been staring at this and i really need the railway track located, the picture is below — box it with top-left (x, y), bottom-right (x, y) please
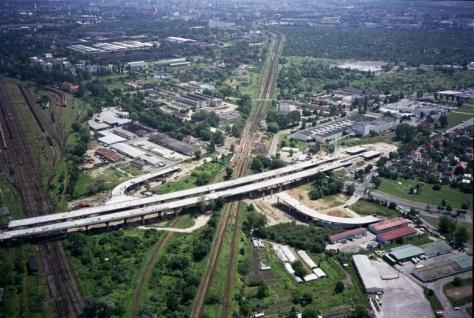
top-left (190, 34), bottom-right (283, 318)
top-left (0, 78), bottom-right (83, 317)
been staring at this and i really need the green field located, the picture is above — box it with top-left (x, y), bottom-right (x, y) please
top-left (447, 112), bottom-right (473, 128)
top-left (349, 199), bottom-right (399, 218)
top-left (378, 178), bottom-right (472, 210)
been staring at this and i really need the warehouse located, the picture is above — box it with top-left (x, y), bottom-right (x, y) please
top-left (110, 142), bottom-right (147, 159)
top-left (369, 217), bottom-right (409, 234)
top-left (112, 127), bottom-right (136, 140)
top-left (329, 227), bottom-right (367, 243)
top-left (420, 240), bottom-right (453, 258)
top-left (149, 132), bottom-right (199, 156)
top-left (386, 244), bottom-right (424, 263)
top-left (97, 131), bottom-right (127, 146)
top-left (95, 148), bottom-right (123, 163)
top-left (376, 226), bottom-right (417, 244)
top-left (352, 254), bottom-right (384, 294)
top-left (412, 255), bottom-right (473, 282)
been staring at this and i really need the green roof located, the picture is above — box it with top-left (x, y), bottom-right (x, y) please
top-left (451, 255), bottom-right (473, 270)
top-left (420, 240), bottom-right (452, 256)
top-left (389, 244), bottom-right (424, 261)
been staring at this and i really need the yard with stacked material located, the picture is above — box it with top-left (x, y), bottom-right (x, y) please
top-left (378, 178), bottom-right (472, 210)
top-left (0, 179), bottom-right (52, 317)
top-left (443, 277), bottom-right (473, 308)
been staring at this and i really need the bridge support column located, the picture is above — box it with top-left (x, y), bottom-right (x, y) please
top-left (141, 216), bottom-right (145, 225)
top-left (106, 222), bottom-right (109, 230)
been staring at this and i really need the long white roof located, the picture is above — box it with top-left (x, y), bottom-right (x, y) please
top-left (352, 254), bottom-right (383, 292)
top-left (1, 159), bottom-right (352, 240)
top-left (276, 192), bottom-right (380, 225)
top-left (8, 156), bottom-right (344, 229)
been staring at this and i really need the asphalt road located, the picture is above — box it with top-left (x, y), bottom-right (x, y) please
top-left (368, 190), bottom-right (473, 224)
top-left (267, 128), bottom-right (292, 157)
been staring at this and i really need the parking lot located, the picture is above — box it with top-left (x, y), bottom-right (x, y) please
top-left (372, 260), bottom-right (434, 318)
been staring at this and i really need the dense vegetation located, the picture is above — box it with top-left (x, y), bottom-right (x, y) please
top-left (275, 26), bottom-right (474, 65)
top-left (308, 173), bottom-right (343, 200)
top-left (251, 155), bottom-right (287, 173)
top-left (256, 223), bottom-right (339, 253)
top-left (277, 58), bottom-right (474, 101)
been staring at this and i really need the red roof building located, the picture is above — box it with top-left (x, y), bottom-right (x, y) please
top-left (329, 227), bottom-right (367, 243)
top-left (376, 226), bottom-right (417, 243)
top-left (95, 148), bottom-right (123, 163)
top-left (368, 217), bottom-right (409, 234)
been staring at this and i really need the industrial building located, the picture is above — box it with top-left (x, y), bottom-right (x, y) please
top-left (380, 99), bottom-right (448, 118)
top-left (88, 107), bottom-right (131, 132)
top-left (97, 131), bottom-right (127, 146)
top-left (174, 93), bottom-right (222, 110)
top-left (376, 226), bottom-right (417, 244)
top-left (149, 132), bottom-right (199, 156)
top-left (354, 116), bottom-right (399, 137)
top-left (95, 148), bottom-right (123, 163)
top-left (126, 61), bottom-right (147, 70)
top-left (291, 117), bottom-right (355, 143)
top-left (419, 240), bottom-right (453, 258)
top-left (412, 255), bottom-right (473, 282)
top-left (385, 244), bottom-right (424, 263)
top-left (369, 217), bottom-right (409, 234)
top-left (329, 227), bottom-right (367, 243)
top-left (122, 122), bottom-right (154, 137)
top-left (352, 254), bottom-right (384, 294)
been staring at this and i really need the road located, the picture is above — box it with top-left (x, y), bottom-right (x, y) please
top-left (445, 118), bottom-right (474, 133)
top-left (267, 128), bottom-right (292, 157)
top-left (368, 190), bottom-right (473, 224)
top-left (426, 272), bottom-right (472, 318)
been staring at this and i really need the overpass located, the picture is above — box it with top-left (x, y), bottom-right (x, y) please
top-left (8, 155), bottom-right (349, 230)
top-left (0, 156), bottom-right (359, 240)
top-left (276, 192), bottom-right (380, 227)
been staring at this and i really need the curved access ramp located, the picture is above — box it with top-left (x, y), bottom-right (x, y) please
top-left (110, 166), bottom-right (180, 197)
top-left (276, 192), bottom-right (380, 226)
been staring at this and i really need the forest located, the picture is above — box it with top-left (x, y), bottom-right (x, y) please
top-left (274, 25), bottom-right (474, 66)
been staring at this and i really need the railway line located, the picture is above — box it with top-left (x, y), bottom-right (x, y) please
top-left (191, 34), bottom-right (284, 318)
top-left (0, 78), bottom-right (83, 317)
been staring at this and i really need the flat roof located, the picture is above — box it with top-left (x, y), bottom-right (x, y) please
top-left (361, 150), bottom-right (382, 159)
top-left (345, 146), bottom-right (367, 154)
top-left (98, 132), bottom-right (127, 145)
top-left (420, 240), bottom-right (453, 256)
top-left (110, 143), bottom-right (146, 158)
top-left (389, 244), bottom-right (424, 260)
top-left (451, 255), bottom-right (473, 270)
top-left (277, 192), bottom-right (380, 225)
top-left (352, 254), bottom-right (383, 293)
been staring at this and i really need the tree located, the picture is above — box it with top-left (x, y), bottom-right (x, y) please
top-left (302, 308), bottom-right (318, 318)
top-left (334, 281), bottom-right (345, 294)
top-left (439, 115), bottom-right (448, 128)
top-left (292, 260), bottom-right (307, 278)
top-left (194, 149), bottom-right (202, 159)
top-left (452, 276), bottom-right (463, 287)
top-left (251, 157), bottom-right (264, 172)
top-left (256, 282), bottom-right (269, 298)
top-left (225, 167), bottom-right (233, 180)
top-left (454, 225), bottom-right (469, 246)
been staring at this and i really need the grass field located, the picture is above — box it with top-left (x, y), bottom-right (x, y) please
top-left (443, 277), bottom-right (472, 307)
top-left (341, 133), bottom-right (396, 147)
top-left (154, 158), bottom-right (228, 194)
top-left (447, 111), bottom-right (473, 128)
top-left (378, 178), bottom-right (472, 210)
top-left (349, 199), bottom-right (399, 218)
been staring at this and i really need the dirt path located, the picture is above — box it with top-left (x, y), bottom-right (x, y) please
top-left (130, 216), bottom-right (185, 318)
top-left (138, 214), bottom-right (210, 233)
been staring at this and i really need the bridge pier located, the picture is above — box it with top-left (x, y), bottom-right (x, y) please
top-left (141, 216), bottom-right (145, 225)
top-left (106, 222), bottom-right (109, 230)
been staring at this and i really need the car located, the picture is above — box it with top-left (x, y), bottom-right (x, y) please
top-left (454, 307), bottom-right (461, 310)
